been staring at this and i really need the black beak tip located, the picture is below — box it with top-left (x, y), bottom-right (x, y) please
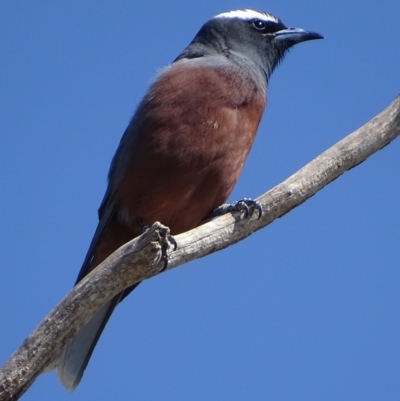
top-left (312, 32), bottom-right (324, 40)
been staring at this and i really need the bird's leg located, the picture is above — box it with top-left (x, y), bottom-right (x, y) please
top-left (209, 198), bottom-right (262, 220)
top-left (137, 218), bottom-right (149, 232)
top-left (137, 218), bottom-right (177, 271)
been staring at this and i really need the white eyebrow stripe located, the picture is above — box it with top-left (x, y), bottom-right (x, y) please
top-left (214, 9), bottom-right (279, 23)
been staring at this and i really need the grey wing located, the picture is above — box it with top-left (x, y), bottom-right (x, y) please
top-left (75, 110), bottom-right (143, 283)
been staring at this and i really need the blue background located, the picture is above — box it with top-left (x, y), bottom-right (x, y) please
top-left (1, 1), bottom-right (399, 400)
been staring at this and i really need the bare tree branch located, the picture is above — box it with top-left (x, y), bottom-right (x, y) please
top-left (1, 95), bottom-right (399, 401)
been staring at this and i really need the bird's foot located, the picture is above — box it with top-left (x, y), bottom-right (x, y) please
top-left (211, 198), bottom-right (262, 220)
top-left (137, 219), bottom-right (177, 271)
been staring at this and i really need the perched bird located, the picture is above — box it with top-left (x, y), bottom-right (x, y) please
top-left (52, 9), bottom-right (323, 390)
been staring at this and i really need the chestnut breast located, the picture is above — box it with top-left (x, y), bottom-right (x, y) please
top-left (116, 61), bottom-right (266, 234)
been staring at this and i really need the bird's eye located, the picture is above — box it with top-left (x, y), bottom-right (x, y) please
top-left (252, 19), bottom-right (267, 31)
top-left (251, 19), bottom-right (287, 34)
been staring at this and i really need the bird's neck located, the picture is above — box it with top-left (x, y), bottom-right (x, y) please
top-left (174, 45), bottom-right (268, 97)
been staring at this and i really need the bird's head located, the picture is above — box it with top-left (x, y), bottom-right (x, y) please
top-left (176, 9), bottom-right (323, 84)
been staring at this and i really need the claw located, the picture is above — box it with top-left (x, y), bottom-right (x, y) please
top-left (211, 198), bottom-right (262, 220)
top-left (168, 234), bottom-right (178, 251)
top-left (160, 234), bottom-right (177, 271)
top-left (161, 242), bottom-right (169, 271)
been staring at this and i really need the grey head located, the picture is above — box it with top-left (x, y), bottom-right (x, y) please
top-left (175, 9), bottom-right (323, 84)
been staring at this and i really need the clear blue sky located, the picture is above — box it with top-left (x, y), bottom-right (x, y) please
top-left (1, 1), bottom-right (399, 400)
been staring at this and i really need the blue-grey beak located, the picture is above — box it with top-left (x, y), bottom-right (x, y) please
top-left (274, 27), bottom-right (323, 43)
